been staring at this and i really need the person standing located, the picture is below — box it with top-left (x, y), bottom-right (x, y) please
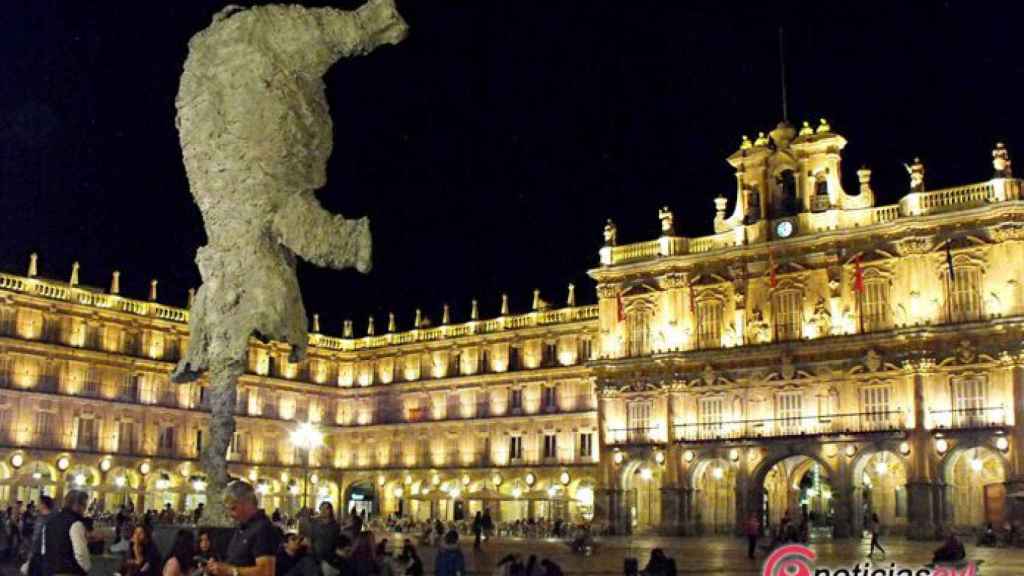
top-left (206, 481), bottom-right (281, 576)
top-left (23, 495), bottom-right (53, 576)
top-left (311, 501), bottom-right (340, 575)
top-left (433, 530), bottom-right (464, 576)
top-left (471, 512), bottom-right (483, 550)
top-left (41, 490), bottom-right (92, 576)
top-left (867, 512), bottom-right (885, 558)
top-left (744, 513), bottom-right (761, 559)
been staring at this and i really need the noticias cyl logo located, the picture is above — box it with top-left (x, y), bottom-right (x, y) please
top-left (762, 544), bottom-right (978, 576)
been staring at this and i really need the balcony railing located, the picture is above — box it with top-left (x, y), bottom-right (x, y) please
top-left (674, 410), bottom-right (906, 442)
top-left (606, 427), bottom-right (661, 446)
top-left (930, 406), bottom-right (1006, 431)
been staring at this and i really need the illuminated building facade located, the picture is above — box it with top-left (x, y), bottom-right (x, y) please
top-left (0, 119), bottom-right (1021, 539)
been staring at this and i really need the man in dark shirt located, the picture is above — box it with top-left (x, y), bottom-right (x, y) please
top-left (207, 481), bottom-right (280, 576)
top-left (275, 533), bottom-right (320, 576)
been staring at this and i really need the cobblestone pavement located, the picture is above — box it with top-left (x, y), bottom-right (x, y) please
top-left (5, 535), bottom-right (1022, 575)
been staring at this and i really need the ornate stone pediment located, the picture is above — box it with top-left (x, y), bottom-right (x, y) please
top-left (848, 349), bottom-right (901, 375)
top-left (990, 222), bottom-right (1024, 242)
top-left (894, 236), bottom-right (933, 256)
top-left (936, 339), bottom-right (996, 367)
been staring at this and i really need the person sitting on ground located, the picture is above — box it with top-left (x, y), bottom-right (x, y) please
top-left (641, 548), bottom-right (677, 576)
top-left (978, 522), bottom-right (998, 547)
top-left (161, 529), bottom-right (197, 576)
top-left (434, 530), bottom-right (465, 576)
top-left (932, 532), bottom-right (966, 564)
top-left (540, 558), bottom-right (564, 576)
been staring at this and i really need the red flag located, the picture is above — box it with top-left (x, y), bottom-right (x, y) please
top-left (768, 252), bottom-right (778, 288)
top-left (617, 292), bottom-right (625, 322)
top-left (853, 255), bottom-right (865, 293)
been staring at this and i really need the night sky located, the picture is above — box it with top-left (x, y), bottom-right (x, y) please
top-left (2, 1), bottom-right (1023, 335)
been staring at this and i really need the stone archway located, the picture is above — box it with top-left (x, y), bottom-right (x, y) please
top-left (621, 458), bottom-right (663, 533)
top-left (691, 457), bottom-right (735, 535)
top-left (941, 444), bottom-right (1008, 530)
top-left (751, 453), bottom-right (837, 540)
top-left (852, 449), bottom-right (910, 535)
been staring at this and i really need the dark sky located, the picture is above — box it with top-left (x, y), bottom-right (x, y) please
top-left (2, 1), bottom-right (1022, 335)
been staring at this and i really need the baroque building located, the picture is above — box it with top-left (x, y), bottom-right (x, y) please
top-left (0, 119), bottom-right (1022, 539)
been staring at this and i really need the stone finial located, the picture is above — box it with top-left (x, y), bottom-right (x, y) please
top-left (442, 304), bottom-right (450, 325)
top-left (740, 134), bottom-right (753, 150)
top-left (906, 157), bottom-right (925, 192)
top-left (187, 288), bottom-right (195, 309)
top-left (366, 315), bottom-right (375, 336)
top-left (714, 195), bottom-right (728, 218)
top-left (857, 167), bottom-right (873, 195)
top-left (414, 308), bottom-right (422, 329)
top-left (110, 271), bottom-right (121, 295)
top-left (567, 283), bottom-right (576, 307)
top-left (149, 279), bottom-right (158, 301)
top-left (532, 289), bottom-right (541, 311)
top-left (69, 262), bottom-right (80, 287)
top-left (993, 142), bottom-right (1013, 178)
top-left (658, 206), bottom-right (674, 236)
top-left (816, 118), bottom-right (831, 134)
top-left (312, 313), bottom-right (320, 333)
top-left (798, 121), bottom-right (814, 136)
top-left (754, 131), bottom-right (769, 146)
top-left (343, 320), bottom-right (353, 338)
top-left (388, 312), bottom-right (396, 333)
top-left (602, 219), bottom-right (617, 247)
top-left (470, 299), bottom-right (479, 321)
top-left (27, 253), bottom-right (38, 278)
top-left (500, 293), bottom-right (509, 316)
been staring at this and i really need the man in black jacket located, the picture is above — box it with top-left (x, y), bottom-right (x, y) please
top-left (41, 490), bottom-right (91, 576)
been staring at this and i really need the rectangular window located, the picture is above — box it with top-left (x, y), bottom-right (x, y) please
top-left (479, 348), bottom-right (490, 373)
top-left (0, 407), bottom-right (10, 441)
top-left (772, 290), bottom-right (803, 341)
top-left (862, 279), bottom-right (892, 332)
top-left (509, 388), bottom-right (523, 411)
top-left (543, 343), bottom-right (557, 366)
top-left (948, 267), bottom-right (983, 322)
top-left (952, 376), bottom-right (988, 427)
top-left (542, 387), bottom-right (557, 411)
top-left (861, 385), bottom-right (893, 430)
top-left (696, 300), bottom-right (723, 349)
top-left (580, 338), bottom-right (592, 362)
top-left (158, 425), bottom-right (176, 456)
top-left (195, 429), bottom-right (203, 455)
top-left (627, 311), bottom-right (652, 357)
top-left (777, 392), bottom-right (803, 433)
top-left (698, 397), bottom-right (725, 438)
top-left (627, 400), bottom-right (652, 442)
top-left (76, 417), bottom-right (98, 451)
top-left (34, 411), bottom-right (56, 444)
top-left (118, 420), bottom-right (137, 454)
top-left (508, 436), bottom-right (523, 461)
top-left (579, 432), bottom-right (593, 458)
top-left (543, 434), bottom-right (557, 459)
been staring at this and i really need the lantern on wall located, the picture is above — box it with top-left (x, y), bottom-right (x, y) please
top-left (10, 453), bottom-right (24, 469)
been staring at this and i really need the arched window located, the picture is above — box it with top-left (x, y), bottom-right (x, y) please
top-left (772, 289), bottom-right (803, 342)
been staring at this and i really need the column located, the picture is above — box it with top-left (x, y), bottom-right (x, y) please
top-left (734, 448), bottom-right (752, 536)
top-left (660, 390), bottom-right (681, 535)
top-left (906, 362), bottom-right (939, 540)
top-left (831, 452), bottom-right (853, 538)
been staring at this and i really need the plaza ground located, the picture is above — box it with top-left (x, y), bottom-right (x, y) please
top-left (7, 534), bottom-right (1023, 575)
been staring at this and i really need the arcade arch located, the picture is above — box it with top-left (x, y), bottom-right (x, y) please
top-left (692, 457), bottom-right (735, 534)
top-left (942, 444), bottom-right (1008, 529)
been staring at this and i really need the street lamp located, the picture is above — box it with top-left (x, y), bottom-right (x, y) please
top-left (290, 422), bottom-right (324, 510)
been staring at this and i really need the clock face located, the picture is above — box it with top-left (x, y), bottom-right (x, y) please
top-left (776, 220), bottom-right (794, 238)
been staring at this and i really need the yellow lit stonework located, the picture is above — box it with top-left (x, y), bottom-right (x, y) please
top-left (0, 125), bottom-right (1021, 535)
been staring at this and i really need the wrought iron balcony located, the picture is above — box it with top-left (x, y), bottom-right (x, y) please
top-left (673, 410), bottom-right (906, 443)
top-left (606, 427), bottom-right (662, 446)
top-left (929, 406), bottom-right (1006, 431)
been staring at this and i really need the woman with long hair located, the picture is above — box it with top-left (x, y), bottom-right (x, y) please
top-left (121, 525), bottom-right (161, 576)
top-left (161, 530), bottom-right (196, 576)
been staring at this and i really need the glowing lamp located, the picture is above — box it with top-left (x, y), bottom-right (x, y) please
top-left (899, 442), bottom-right (911, 456)
top-left (114, 475), bottom-right (127, 488)
top-left (404, 474), bottom-right (413, 485)
top-left (73, 473), bottom-right (87, 486)
top-left (378, 474), bottom-right (386, 487)
top-left (683, 450), bottom-right (695, 463)
top-left (100, 458), bottom-right (112, 472)
top-left (613, 451), bottom-right (624, 464)
top-left (935, 439), bottom-right (949, 454)
top-left (996, 437), bottom-right (1010, 452)
top-left (511, 487), bottom-right (522, 499)
top-left (712, 467), bottom-right (724, 480)
top-left (310, 473), bottom-right (319, 485)
top-left (874, 461), bottom-right (888, 476)
top-left (639, 468), bottom-right (653, 481)
top-left (970, 457), bottom-right (983, 473)
top-left (449, 488), bottom-right (461, 499)
top-left (193, 478), bottom-right (207, 492)
top-left (10, 453), bottom-right (24, 469)
top-left (432, 475), bottom-right (440, 486)
top-left (729, 448), bottom-right (740, 462)
top-left (525, 473), bottom-right (536, 486)
top-left (393, 487), bottom-right (404, 499)
top-left (844, 446), bottom-right (857, 458)
top-left (654, 452), bottom-right (665, 465)
top-left (462, 474), bottom-right (471, 486)
top-left (56, 456), bottom-right (70, 471)
top-left (559, 471), bottom-right (570, 486)
top-left (491, 473), bottom-right (503, 487)
top-left (547, 485), bottom-right (558, 497)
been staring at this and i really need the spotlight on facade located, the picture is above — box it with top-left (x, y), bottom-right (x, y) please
top-left (935, 438), bottom-right (949, 454)
top-left (559, 471), bottom-right (571, 486)
top-left (654, 452), bottom-right (665, 465)
top-left (511, 486), bottom-right (522, 499)
top-left (874, 461), bottom-right (888, 476)
top-left (115, 475), bottom-right (127, 488)
top-left (525, 472), bottom-right (536, 486)
top-left (393, 487), bottom-right (404, 499)
top-left (100, 458), bottom-right (112, 472)
top-left (378, 474), bottom-right (386, 487)
top-left (450, 488), bottom-right (461, 499)
top-left (73, 473), bottom-right (87, 486)
top-left (462, 474), bottom-right (471, 486)
top-left (995, 436), bottom-right (1010, 452)
top-left (56, 456), bottom-right (70, 471)
top-left (970, 457), bottom-right (983, 473)
top-left (899, 442), bottom-right (911, 456)
top-left (310, 473), bottom-right (320, 485)
top-left (10, 453), bottom-right (24, 469)
top-left (404, 474), bottom-right (413, 485)
top-left (547, 485), bottom-right (558, 497)
top-left (683, 450), bottom-right (695, 463)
